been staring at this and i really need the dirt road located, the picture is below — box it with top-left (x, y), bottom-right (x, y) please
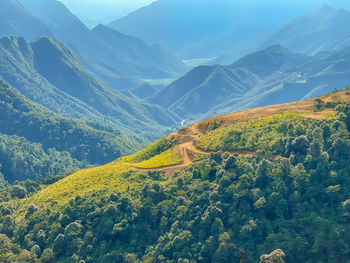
top-left (132, 91), bottom-right (350, 176)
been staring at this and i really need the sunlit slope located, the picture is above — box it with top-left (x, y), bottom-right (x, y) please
top-left (28, 138), bottom-right (181, 206)
top-left (25, 89), bottom-right (350, 207)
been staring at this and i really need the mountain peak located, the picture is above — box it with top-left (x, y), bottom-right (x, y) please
top-left (92, 23), bottom-right (108, 31)
top-left (318, 4), bottom-right (335, 12)
top-left (311, 4), bottom-right (350, 16)
top-left (263, 44), bottom-right (291, 53)
top-left (230, 44), bottom-right (296, 77)
top-left (0, 0), bottom-right (52, 40)
top-left (31, 37), bottom-right (76, 66)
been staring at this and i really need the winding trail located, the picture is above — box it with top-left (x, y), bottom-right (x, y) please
top-left (131, 138), bottom-right (255, 177)
top-left (131, 91), bottom-right (350, 176)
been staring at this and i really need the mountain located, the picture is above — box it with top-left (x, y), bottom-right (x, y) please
top-left (0, 79), bottom-right (142, 182)
top-left (91, 24), bottom-right (186, 79)
top-left (19, 0), bottom-right (187, 84)
top-left (109, 0), bottom-right (342, 59)
top-left (260, 5), bottom-right (350, 55)
top-left (2, 89), bottom-right (350, 262)
top-left (0, 36), bottom-right (181, 139)
top-left (149, 44), bottom-right (350, 120)
top-left (229, 45), bottom-right (308, 78)
top-left (148, 65), bottom-right (259, 117)
top-left (0, 0), bottom-right (52, 41)
top-left (129, 83), bottom-right (159, 100)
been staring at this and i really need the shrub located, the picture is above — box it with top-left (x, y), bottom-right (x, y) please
top-left (313, 98), bottom-right (325, 111)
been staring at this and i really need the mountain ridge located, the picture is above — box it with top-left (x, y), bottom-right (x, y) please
top-left (19, 0), bottom-right (188, 83)
top-left (0, 36), bottom-right (181, 140)
top-left (0, 0), bottom-right (52, 41)
top-left (149, 44), bottom-right (350, 121)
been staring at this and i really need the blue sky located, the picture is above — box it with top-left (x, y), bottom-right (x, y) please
top-left (59, 0), bottom-right (157, 26)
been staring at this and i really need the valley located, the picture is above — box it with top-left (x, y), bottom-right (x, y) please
top-left (0, 0), bottom-right (350, 262)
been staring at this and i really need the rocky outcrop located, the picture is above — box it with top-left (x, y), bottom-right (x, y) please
top-left (260, 249), bottom-right (286, 263)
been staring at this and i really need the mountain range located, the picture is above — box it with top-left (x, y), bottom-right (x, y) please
top-left (0, 0), bottom-right (52, 41)
top-left (1, 0), bottom-right (187, 92)
top-left (0, 36), bottom-right (180, 140)
top-left (213, 5), bottom-right (350, 64)
top-left (1, 1), bottom-right (350, 262)
top-left (109, 0), bottom-right (350, 59)
top-left (149, 44), bottom-right (350, 121)
top-left (258, 5), bottom-right (350, 55)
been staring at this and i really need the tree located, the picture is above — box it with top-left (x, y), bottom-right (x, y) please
top-left (11, 185), bottom-right (26, 199)
top-left (292, 136), bottom-right (309, 155)
top-left (313, 98), bottom-right (325, 112)
top-left (40, 248), bottom-right (54, 263)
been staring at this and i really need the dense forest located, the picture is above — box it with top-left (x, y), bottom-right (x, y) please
top-left (0, 93), bottom-right (349, 262)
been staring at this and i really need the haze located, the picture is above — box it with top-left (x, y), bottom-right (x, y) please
top-left (59, 0), bottom-right (157, 27)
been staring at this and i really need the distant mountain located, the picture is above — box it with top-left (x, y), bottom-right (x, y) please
top-left (0, 36), bottom-right (180, 139)
top-left (0, 0), bottom-right (52, 41)
top-left (230, 45), bottom-right (308, 78)
top-left (149, 44), bottom-right (350, 120)
top-left (19, 0), bottom-right (187, 84)
top-left (130, 83), bottom-right (159, 100)
top-left (109, 0), bottom-right (335, 59)
top-left (148, 64), bottom-right (259, 117)
top-left (260, 5), bottom-right (350, 55)
top-left (91, 24), bottom-right (186, 78)
top-left (0, 80), bottom-right (141, 182)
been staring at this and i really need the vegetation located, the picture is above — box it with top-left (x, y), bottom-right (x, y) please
top-left (0, 80), bottom-right (142, 182)
top-left (197, 113), bottom-right (322, 154)
top-left (119, 138), bottom-right (177, 164)
top-left (0, 100), bottom-right (350, 262)
top-left (134, 149), bottom-right (182, 169)
top-left (0, 133), bottom-right (82, 183)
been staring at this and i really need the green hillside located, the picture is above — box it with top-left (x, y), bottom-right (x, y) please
top-left (0, 36), bottom-right (180, 140)
top-left (0, 80), bottom-right (141, 182)
top-left (0, 132), bottom-right (82, 183)
top-left (0, 90), bottom-right (349, 262)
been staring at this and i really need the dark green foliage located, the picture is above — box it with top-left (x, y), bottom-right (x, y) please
top-left (0, 133), bottom-right (81, 183)
top-left (0, 79), bottom-right (146, 182)
top-left (0, 79), bottom-right (130, 163)
top-left (207, 121), bottom-right (219, 132)
top-left (10, 185), bottom-right (26, 199)
top-left (313, 98), bottom-right (324, 111)
top-left (1, 105), bottom-right (350, 262)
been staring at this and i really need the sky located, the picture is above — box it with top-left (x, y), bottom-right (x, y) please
top-left (59, 0), bottom-right (157, 27)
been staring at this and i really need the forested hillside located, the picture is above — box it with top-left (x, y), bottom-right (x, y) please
top-left (0, 90), bottom-right (349, 262)
top-left (0, 36), bottom-right (180, 140)
top-left (0, 80), bottom-right (141, 182)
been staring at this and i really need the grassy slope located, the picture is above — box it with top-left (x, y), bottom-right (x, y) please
top-left (196, 112), bottom-right (331, 153)
top-left (22, 138), bottom-right (181, 207)
top-left (18, 90), bottom-right (350, 209)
